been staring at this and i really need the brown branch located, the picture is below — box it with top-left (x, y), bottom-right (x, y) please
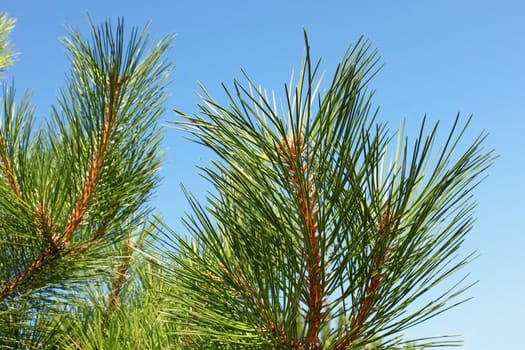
top-left (0, 211), bottom-right (115, 302)
top-left (0, 203), bottom-right (61, 301)
top-left (277, 135), bottom-right (322, 349)
top-left (0, 72), bottom-right (125, 302)
top-left (0, 136), bottom-right (21, 198)
top-left (0, 243), bottom-right (58, 300)
top-left (0, 207), bottom-right (115, 302)
top-left (0, 133), bottom-right (59, 301)
top-left (62, 71), bottom-right (125, 245)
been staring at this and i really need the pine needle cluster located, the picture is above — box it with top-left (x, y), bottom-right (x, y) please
top-left (0, 15), bottom-right (494, 350)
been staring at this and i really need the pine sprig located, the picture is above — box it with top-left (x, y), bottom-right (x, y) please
top-left (0, 18), bottom-right (173, 347)
top-left (155, 32), bottom-right (495, 349)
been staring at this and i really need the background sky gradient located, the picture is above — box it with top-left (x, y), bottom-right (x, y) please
top-left (3, 1), bottom-right (524, 349)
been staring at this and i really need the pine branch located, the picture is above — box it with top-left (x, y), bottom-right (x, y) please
top-left (278, 134), bottom-right (323, 349)
top-left (0, 162), bottom-right (61, 302)
top-left (0, 71), bottom-right (125, 303)
top-left (161, 31), bottom-right (494, 349)
top-left (0, 135), bottom-right (21, 197)
top-left (63, 71), bottom-right (125, 244)
top-left (0, 242), bottom-right (59, 300)
top-left (0, 22), bottom-right (172, 345)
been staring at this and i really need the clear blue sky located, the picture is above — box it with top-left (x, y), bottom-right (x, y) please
top-left (3, 1), bottom-right (524, 349)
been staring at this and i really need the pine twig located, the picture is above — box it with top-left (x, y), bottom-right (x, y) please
top-left (0, 135), bottom-right (21, 198)
top-left (0, 72), bottom-right (125, 302)
top-left (278, 134), bottom-right (322, 349)
top-left (63, 71), bottom-right (125, 245)
top-left (0, 243), bottom-right (59, 300)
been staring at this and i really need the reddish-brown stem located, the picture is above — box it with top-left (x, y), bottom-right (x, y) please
top-left (278, 135), bottom-right (322, 349)
top-left (0, 244), bottom-right (58, 300)
top-left (63, 72), bottom-right (124, 244)
top-left (0, 72), bottom-right (124, 302)
top-left (0, 209), bottom-right (109, 302)
top-left (0, 151), bottom-right (61, 301)
top-left (0, 203), bottom-right (61, 301)
top-left (0, 136), bottom-right (22, 198)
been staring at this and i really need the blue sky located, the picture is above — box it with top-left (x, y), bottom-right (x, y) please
top-left (3, 1), bottom-right (524, 348)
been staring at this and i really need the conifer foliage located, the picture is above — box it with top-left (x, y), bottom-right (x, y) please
top-left (0, 15), bottom-right (494, 350)
top-left (154, 33), bottom-right (495, 349)
top-left (0, 18), bottom-right (173, 348)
